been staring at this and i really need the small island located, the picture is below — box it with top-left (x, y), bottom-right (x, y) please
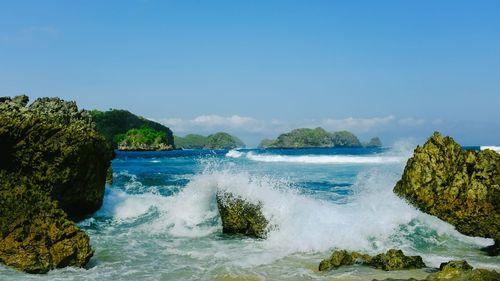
top-left (175, 132), bottom-right (245, 149)
top-left (259, 127), bottom-right (382, 148)
top-left (90, 109), bottom-right (174, 151)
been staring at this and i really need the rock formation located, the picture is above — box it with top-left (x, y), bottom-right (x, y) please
top-left (319, 249), bottom-right (425, 272)
top-left (0, 96), bottom-right (114, 273)
top-left (216, 191), bottom-right (268, 238)
top-left (393, 132), bottom-right (499, 254)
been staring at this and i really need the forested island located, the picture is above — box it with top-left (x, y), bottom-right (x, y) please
top-left (258, 127), bottom-right (382, 148)
top-left (175, 132), bottom-right (245, 149)
top-left (90, 109), bottom-right (174, 150)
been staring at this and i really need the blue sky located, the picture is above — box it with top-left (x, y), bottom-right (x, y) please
top-left (1, 0), bottom-right (499, 146)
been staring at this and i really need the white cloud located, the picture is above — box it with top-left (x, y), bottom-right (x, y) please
top-left (398, 118), bottom-right (426, 127)
top-left (320, 115), bottom-right (395, 132)
top-left (158, 114), bottom-right (267, 134)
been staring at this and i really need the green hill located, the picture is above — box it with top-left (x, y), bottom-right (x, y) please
top-left (89, 109), bottom-right (174, 150)
top-left (175, 132), bottom-right (245, 149)
top-left (260, 127), bottom-right (381, 148)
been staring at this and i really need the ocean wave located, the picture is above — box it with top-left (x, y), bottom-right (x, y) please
top-left (225, 149), bottom-right (244, 158)
top-left (481, 146), bottom-right (500, 153)
top-left (246, 152), bottom-right (404, 164)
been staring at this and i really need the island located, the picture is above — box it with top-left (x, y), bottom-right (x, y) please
top-left (89, 109), bottom-right (174, 150)
top-left (175, 132), bottom-right (245, 149)
top-left (258, 127), bottom-right (382, 148)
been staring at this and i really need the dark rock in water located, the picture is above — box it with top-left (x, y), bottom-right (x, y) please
top-left (216, 191), bottom-right (269, 238)
top-left (372, 278), bottom-right (424, 281)
top-left (426, 260), bottom-right (500, 281)
top-left (106, 166), bottom-right (114, 185)
top-left (369, 249), bottom-right (426, 271)
top-left (318, 250), bottom-right (371, 271)
top-left (374, 260), bottom-right (500, 281)
top-left (0, 96), bottom-right (114, 273)
top-left (394, 132), bottom-right (500, 253)
top-left (319, 249), bottom-right (425, 272)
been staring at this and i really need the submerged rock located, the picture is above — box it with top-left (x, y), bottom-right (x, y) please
top-left (318, 250), bottom-right (371, 271)
top-left (216, 191), bottom-right (269, 238)
top-left (373, 260), bottom-right (500, 281)
top-left (319, 249), bottom-right (426, 272)
top-left (0, 96), bottom-right (114, 273)
top-left (426, 260), bottom-right (499, 281)
top-left (394, 132), bottom-right (500, 253)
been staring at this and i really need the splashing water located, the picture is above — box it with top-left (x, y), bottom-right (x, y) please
top-left (1, 145), bottom-right (497, 280)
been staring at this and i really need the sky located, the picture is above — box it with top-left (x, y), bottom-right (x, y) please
top-left (1, 0), bottom-right (499, 147)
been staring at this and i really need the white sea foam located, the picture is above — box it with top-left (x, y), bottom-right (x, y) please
top-left (98, 167), bottom-right (490, 266)
top-left (481, 146), bottom-right (500, 153)
top-left (225, 149), bottom-right (244, 158)
top-left (246, 152), bottom-right (403, 164)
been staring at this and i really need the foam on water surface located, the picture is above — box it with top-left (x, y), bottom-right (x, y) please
top-left (2, 144), bottom-right (498, 280)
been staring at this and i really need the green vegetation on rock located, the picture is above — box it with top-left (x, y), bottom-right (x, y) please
top-left (205, 132), bottom-right (245, 149)
top-left (319, 249), bottom-right (425, 272)
top-left (174, 134), bottom-right (207, 149)
top-left (318, 250), bottom-right (371, 271)
top-left (364, 137), bottom-right (383, 148)
top-left (259, 127), bottom-right (381, 148)
top-left (89, 109), bottom-right (174, 149)
top-left (216, 191), bottom-right (269, 238)
top-left (369, 249), bottom-right (426, 271)
top-left (393, 132), bottom-right (499, 254)
top-left (117, 126), bottom-right (173, 151)
top-left (175, 132), bottom-right (245, 149)
top-left (0, 96), bottom-right (114, 273)
top-left (375, 260), bottom-right (500, 281)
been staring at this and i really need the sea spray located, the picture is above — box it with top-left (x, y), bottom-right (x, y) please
top-left (42, 145), bottom-right (495, 281)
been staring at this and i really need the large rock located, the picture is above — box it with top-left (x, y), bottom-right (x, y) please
top-left (319, 249), bottom-right (426, 272)
top-left (427, 260), bottom-right (500, 281)
top-left (373, 260), bottom-right (500, 281)
top-left (394, 132), bottom-right (499, 253)
top-left (0, 96), bottom-right (114, 273)
top-left (216, 191), bottom-right (269, 238)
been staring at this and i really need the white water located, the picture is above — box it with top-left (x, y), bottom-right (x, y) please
top-left (94, 166), bottom-right (493, 269)
top-left (481, 146), bottom-right (500, 153)
top-left (245, 152), bottom-right (404, 164)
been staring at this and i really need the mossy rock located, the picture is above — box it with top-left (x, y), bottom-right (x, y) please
top-left (373, 260), bottom-right (500, 280)
top-left (216, 191), bottom-right (269, 238)
top-left (394, 132), bottom-right (500, 250)
top-left (319, 249), bottom-right (425, 272)
top-left (0, 96), bottom-right (114, 273)
top-left (319, 250), bottom-right (371, 271)
top-left (426, 260), bottom-right (500, 281)
top-left (369, 249), bottom-right (426, 271)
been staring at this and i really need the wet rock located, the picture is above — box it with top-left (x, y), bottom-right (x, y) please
top-left (319, 249), bottom-right (425, 272)
top-left (369, 249), bottom-right (426, 271)
top-left (216, 191), bottom-right (269, 238)
top-left (0, 96), bottom-right (114, 273)
top-left (394, 132), bottom-right (500, 253)
top-left (374, 260), bottom-right (500, 281)
top-left (426, 260), bottom-right (500, 281)
top-left (318, 250), bottom-right (371, 271)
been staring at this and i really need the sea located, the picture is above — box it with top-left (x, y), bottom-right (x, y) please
top-left (1, 143), bottom-right (499, 280)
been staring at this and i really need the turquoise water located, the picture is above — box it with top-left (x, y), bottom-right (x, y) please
top-left (1, 145), bottom-right (498, 280)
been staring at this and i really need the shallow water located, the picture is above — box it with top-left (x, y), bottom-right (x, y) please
top-left (1, 145), bottom-right (498, 280)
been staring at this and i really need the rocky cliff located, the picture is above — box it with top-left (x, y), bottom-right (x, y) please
top-left (0, 96), bottom-right (114, 273)
top-left (394, 132), bottom-right (499, 254)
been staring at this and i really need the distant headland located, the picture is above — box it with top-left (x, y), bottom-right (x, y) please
top-left (258, 127), bottom-right (382, 149)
